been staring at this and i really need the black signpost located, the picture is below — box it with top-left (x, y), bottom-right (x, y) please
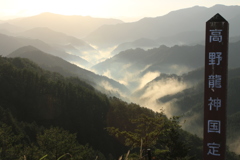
top-left (204, 13), bottom-right (229, 160)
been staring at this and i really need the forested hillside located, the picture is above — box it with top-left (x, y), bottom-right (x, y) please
top-left (141, 67), bottom-right (240, 155)
top-left (1, 4), bottom-right (240, 160)
top-left (7, 45), bottom-right (130, 99)
top-left (0, 56), bottom-right (118, 158)
top-left (0, 56), bottom-right (239, 159)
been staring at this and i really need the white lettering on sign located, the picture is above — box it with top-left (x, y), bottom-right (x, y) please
top-left (209, 52), bottom-right (222, 65)
top-left (207, 142), bottom-right (221, 156)
top-left (208, 75), bottom-right (222, 89)
top-left (208, 120), bottom-right (221, 134)
top-left (208, 97), bottom-right (221, 111)
top-left (207, 142), bottom-right (220, 156)
top-left (209, 29), bottom-right (222, 42)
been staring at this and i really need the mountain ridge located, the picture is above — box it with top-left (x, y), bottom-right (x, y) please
top-left (84, 5), bottom-right (240, 48)
top-left (7, 45), bottom-right (130, 99)
top-left (18, 27), bottom-right (101, 64)
top-left (7, 12), bottom-right (124, 38)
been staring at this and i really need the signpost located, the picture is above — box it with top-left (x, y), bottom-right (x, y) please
top-left (204, 13), bottom-right (229, 160)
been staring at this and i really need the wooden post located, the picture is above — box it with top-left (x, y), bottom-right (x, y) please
top-left (204, 13), bottom-right (229, 160)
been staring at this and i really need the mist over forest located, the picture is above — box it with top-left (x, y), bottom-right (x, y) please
top-left (0, 4), bottom-right (240, 160)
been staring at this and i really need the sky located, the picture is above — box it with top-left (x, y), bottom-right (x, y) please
top-left (0, 0), bottom-right (240, 21)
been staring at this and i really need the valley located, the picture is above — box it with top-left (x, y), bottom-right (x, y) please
top-left (1, 4), bottom-right (240, 159)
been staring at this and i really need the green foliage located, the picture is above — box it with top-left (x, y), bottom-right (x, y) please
top-left (106, 113), bottom-right (195, 160)
top-left (33, 127), bottom-right (104, 160)
top-left (36, 127), bottom-right (79, 159)
top-left (0, 56), bottom-right (108, 141)
top-left (0, 56), bottom-right (109, 159)
top-left (155, 116), bottom-right (194, 160)
top-left (0, 123), bottom-right (23, 160)
top-left (1, 56), bottom-right (239, 159)
top-left (0, 105), bottom-right (106, 160)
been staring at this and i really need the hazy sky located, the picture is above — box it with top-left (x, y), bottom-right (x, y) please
top-left (0, 0), bottom-right (240, 21)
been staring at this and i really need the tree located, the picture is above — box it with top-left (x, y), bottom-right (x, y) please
top-left (0, 123), bottom-right (22, 160)
top-left (106, 113), bottom-right (166, 159)
top-left (36, 127), bottom-right (80, 160)
top-left (36, 127), bottom-right (105, 160)
top-left (155, 116), bottom-right (191, 160)
top-left (106, 113), bottom-right (194, 160)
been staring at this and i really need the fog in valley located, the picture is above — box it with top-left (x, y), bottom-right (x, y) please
top-left (1, 4), bottom-right (240, 156)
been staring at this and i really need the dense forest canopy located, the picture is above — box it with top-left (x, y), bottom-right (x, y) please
top-left (0, 56), bottom-right (239, 160)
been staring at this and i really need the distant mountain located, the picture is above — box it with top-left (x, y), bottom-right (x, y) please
top-left (111, 38), bottom-right (159, 56)
top-left (0, 23), bottom-right (24, 32)
top-left (0, 23), bottom-right (24, 35)
top-left (19, 27), bottom-right (93, 47)
top-left (0, 33), bottom-right (56, 56)
top-left (7, 46), bottom-right (130, 99)
top-left (133, 68), bottom-right (204, 101)
top-left (92, 40), bottom-right (240, 91)
top-left (111, 31), bottom-right (205, 56)
top-left (0, 33), bottom-right (92, 67)
top-left (92, 45), bottom-right (204, 89)
top-left (85, 5), bottom-right (240, 48)
top-left (18, 27), bottom-right (101, 64)
top-left (7, 12), bottom-right (123, 38)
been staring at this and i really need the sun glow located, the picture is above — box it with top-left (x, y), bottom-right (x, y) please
top-left (2, 0), bottom-right (115, 18)
top-left (1, 0), bottom-right (240, 21)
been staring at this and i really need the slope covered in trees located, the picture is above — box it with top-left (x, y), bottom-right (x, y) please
top-left (151, 67), bottom-right (240, 155)
top-left (0, 56), bottom-right (239, 159)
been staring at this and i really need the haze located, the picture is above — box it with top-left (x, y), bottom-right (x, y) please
top-left (1, 1), bottom-right (240, 155)
top-left (1, 0), bottom-right (239, 21)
